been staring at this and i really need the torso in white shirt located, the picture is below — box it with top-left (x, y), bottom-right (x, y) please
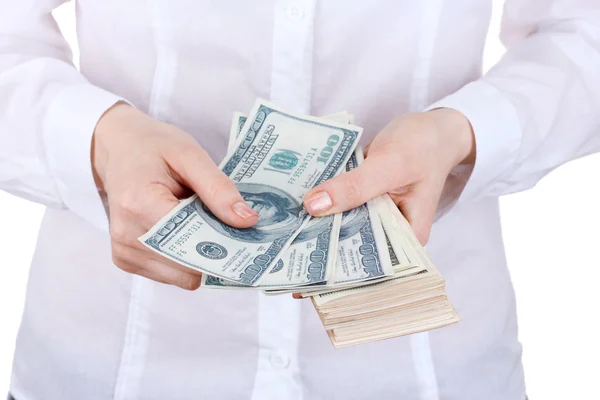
top-left (10, 1), bottom-right (526, 399)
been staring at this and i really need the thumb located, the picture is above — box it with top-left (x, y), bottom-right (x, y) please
top-left (170, 145), bottom-right (258, 228)
top-left (304, 156), bottom-right (392, 216)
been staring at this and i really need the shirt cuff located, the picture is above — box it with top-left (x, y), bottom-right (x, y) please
top-left (42, 83), bottom-right (124, 231)
top-left (426, 80), bottom-right (523, 202)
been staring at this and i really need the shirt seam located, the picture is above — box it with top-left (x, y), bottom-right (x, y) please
top-left (408, 0), bottom-right (444, 398)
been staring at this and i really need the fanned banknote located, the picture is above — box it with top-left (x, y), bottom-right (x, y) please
top-left (208, 113), bottom-right (411, 293)
top-left (227, 112), bottom-right (247, 154)
top-left (263, 148), bottom-right (394, 295)
top-left (140, 99), bottom-right (362, 286)
top-left (202, 112), bottom-right (353, 290)
top-left (319, 148), bottom-right (394, 285)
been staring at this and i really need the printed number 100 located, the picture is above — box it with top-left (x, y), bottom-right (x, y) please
top-left (316, 135), bottom-right (340, 164)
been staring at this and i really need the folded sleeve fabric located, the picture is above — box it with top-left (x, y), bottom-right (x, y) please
top-left (428, 0), bottom-right (600, 205)
top-left (0, 0), bottom-right (123, 231)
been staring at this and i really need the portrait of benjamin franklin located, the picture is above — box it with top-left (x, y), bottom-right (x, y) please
top-left (339, 203), bottom-right (369, 241)
top-left (195, 182), bottom-right (305, 243)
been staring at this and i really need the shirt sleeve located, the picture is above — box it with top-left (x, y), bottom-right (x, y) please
top-left (428, 0), bottom-right (600, 205)
top-left (0, 0), bottom-right (124, 231)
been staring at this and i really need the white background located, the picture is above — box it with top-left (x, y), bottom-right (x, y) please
top-left (1, 1), bottom-right (599, 399)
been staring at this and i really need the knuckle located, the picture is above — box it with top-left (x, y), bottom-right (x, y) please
top-left (111, 253), bottom-right (123, 267)
top-left (342, 176), bottom-right (365, 205)
top-left (110, 243), bottom-right (142, 274)
top-left (113, 257), bottom-right (139, 274)
top-left (207, 176), bottom-right (236, 201)
top-left (110, 244), bottom-right (126, 263)
top-left (179, 143), bottom-right (204, 161)
top-left (109, 220), bottom-right (130, 244)
top-left (369, 155), bottom-right (400, 185)
top-left (175, 145), bottom-right (206, 174)
top-left (116, 191), bottom-right (143, 216)
top-left (178, 274), bottom-right (202, 291)
top-left (382, 168), bottom-right (402, 189)
top-left (121, 263), bottom-right (140, 274)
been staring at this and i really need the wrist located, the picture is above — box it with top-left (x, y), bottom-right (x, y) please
top-left (427, 107), bottom-right (475, 167)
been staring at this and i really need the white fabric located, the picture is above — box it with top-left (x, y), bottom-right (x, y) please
top-left (1, 0), bottom-right (600, 399)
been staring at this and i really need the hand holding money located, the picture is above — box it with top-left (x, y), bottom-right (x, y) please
top-left (139, 101), bottom-right (362, 286)
top-left (92, 102), bottom-right (258, 290)
top-left (139, 99), bottom-right (460, 347)
top-left (304, 108), bottom-right (475, 244)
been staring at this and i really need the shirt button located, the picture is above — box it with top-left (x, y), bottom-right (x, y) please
top-left (286, 5), bottom-right (304, 21)
top-left (270, 352), bottom-right (290, 369)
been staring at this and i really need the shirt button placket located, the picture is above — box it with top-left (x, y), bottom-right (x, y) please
top-left (269, 0), bottom-right (316, 113)
top-left (249, 3), bottom-right (316, 399)
top-left (286, 5), bottom-right (305, 21)
top-left (270, 351), bottom-right (291, 369)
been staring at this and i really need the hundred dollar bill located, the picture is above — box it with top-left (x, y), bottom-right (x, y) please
top-left (320, 147), bottom-right (394, 285)
top-left (271, 148), bottom-right (393, 294)
top-left (202, 212), bottom-right (343, 289)
top-left (271, 205), bottom-right (415, 296)
top-left (297, 194), bottom-right (435, 297)
top-left (267, 147), bottom-right (394, 296)
top-left (202, 113), bottom-right (353, 290)
top-left (254, 112), bottom-right (354, 288)
top-left (140, 99), bottom-right (362, 286)
top-left (266, 218), bottom-right (404, 296)
top-left (296, 199), bottom-right (431, 298)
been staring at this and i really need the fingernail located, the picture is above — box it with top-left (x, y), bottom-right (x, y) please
top-left (232, 201), bottom-right (257, 219)
top-left (304, 191), bottom-right (332, 214)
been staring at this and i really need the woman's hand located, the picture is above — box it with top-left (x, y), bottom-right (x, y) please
top-left (92, 103), bottom-right (258, 290)
top-left (303, 108), bottom-right (475, 245)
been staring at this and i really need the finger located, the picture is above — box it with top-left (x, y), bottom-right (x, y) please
top-left (113, 241), bottom-right (204, 276)
top-left (140, 243), bottom-right (205, 280)
top-left (168, 143), bottom-right (258, 228)
top-left (303, 156), bottom-right (395, 216)
top-left (146, 259), bottom-right (202, 290)
top-left (114, 255), bottom-right (202, 291)
top-left (147, 251), bottom-right (204, 277)
top-left (141, 183), bottom-right (184, 228)
top-left (109, 182), bottom-right (181, 239)
top-left (395, 180), bottom-right (444, 245)
top-left (139, 263), bottom-right (202, 291)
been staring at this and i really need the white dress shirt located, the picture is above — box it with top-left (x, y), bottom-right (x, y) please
top-left (1, 1), bottom-right (599, 399)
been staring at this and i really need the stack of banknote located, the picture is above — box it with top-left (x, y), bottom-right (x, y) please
top-left (140, 99), bottom-right (459, 348)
